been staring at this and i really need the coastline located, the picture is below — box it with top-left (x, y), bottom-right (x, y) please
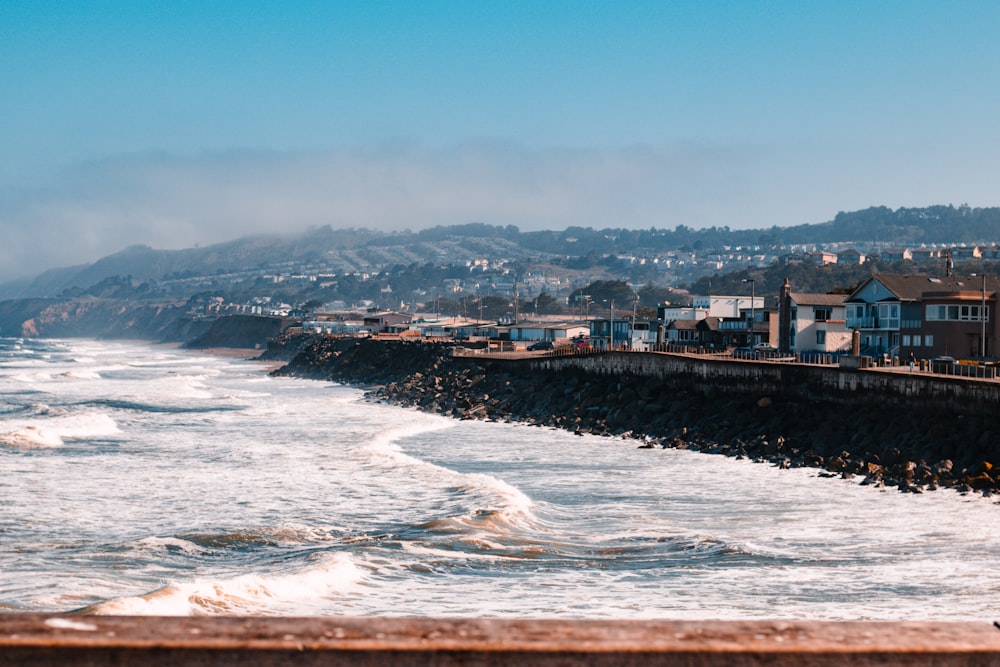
top-left (272, 337), bottom-right (1000, 497)
top-left (160, 341), bottom-right (286, 373)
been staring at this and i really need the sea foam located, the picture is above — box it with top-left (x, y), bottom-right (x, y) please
top-left (86, 553), bottom-right (363, 616)
top-left (0, 413), bottom-right (120, 448)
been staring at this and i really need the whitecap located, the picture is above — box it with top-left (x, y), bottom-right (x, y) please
top-left (0, 413), bottom-right (120, 448)
top-left (86, 553), bottom-right (363, 616)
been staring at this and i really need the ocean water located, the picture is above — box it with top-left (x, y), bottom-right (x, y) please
top-left (1, 337), bottom-right (998, 620)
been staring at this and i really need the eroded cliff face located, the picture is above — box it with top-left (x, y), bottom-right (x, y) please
top-left (0, 298), bottom-right (189, 340)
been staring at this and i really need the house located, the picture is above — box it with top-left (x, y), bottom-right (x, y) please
top-left (544, 322), bottom-right (590, 341)
top-left (362, 312), bottom-right (412, 333)
top-left (588, 318), bottom-right (634, 349)
top-left (879, 248), bottom-right (912, 263)
top-left (302, 320), bottom-right (367, 336)
top-left (910, 248), bottom-right (942, 263)
top-left (837, 248), bottom-right (865, 265)
top-left (691, 295), bottom-right (765, 318)
top-left (807, 250), bottom-right (838, 265)
top-left (777, 282), bottom-right (850, 354)
top-left (509, 323), bottom-right (547, 342)
top-left (918, 275), bottom-right (998, 359)
top-left (657, 305), bottom-right (710, 325)
top-left (629, 319), bottom-right (659, 350)
top-left (665, 317), bottom-right (720, 348)
top-left (949, 246), bottom-right (982, 261)
top-left (844, 274), bottom-right (999, 360)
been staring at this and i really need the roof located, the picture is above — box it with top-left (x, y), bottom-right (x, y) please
top-left (667, 316), bottom-right (719, 331)
top-left (789, 292), bottom-right (846, 307)
top-left (851, 274), bottom-right (1000, 301)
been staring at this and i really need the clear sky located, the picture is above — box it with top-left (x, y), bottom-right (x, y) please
top-left (2, 1), bottom-right (999, 281)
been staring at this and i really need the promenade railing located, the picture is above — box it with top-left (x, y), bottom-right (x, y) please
top-left (450, 343), bottom-right (999, 379)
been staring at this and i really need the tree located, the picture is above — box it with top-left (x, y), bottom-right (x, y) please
top-left (570, 280), bottom-right (637, 311)
top-left (637, 283), bottom-right (677, 308)
top-left (530, 292), bottom-right (563, 315)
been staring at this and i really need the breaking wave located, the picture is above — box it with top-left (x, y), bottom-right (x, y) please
top-left (85, 553), bottom-right (363, 616)
top-left (0, 412), bottom-right (120, 448)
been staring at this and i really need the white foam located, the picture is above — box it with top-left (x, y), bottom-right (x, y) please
top-left (362, 420), bottom-right (537, 528)
top-left (0, 413), bottom-right (120, 448)
top-left (58, 370), bottom-right (102, 380)
top-left (88, 553), bottom-right (363, 616)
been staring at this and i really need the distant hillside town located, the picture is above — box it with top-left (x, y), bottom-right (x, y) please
top-left (4, 204), bottom-right (1000, 365)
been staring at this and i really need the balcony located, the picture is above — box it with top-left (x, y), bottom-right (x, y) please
top-left (846, 316), bottom-right (899, 330)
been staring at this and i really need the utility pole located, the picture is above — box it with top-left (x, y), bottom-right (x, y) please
top-left (513, 278), bottom-right (519, 324)
top-left (632, 296), bottom-right (638, 350)
top-left (982, 273), bottom-right (987, 358)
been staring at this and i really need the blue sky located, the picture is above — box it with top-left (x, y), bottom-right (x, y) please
top-left (2, 1), bottom-right (999, 281)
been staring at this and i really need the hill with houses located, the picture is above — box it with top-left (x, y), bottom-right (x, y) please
top-left (4, 204), bottom-right (1000, 344)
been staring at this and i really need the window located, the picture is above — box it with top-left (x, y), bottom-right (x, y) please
top-left (925, 304), bottom-right (990, 321)
top-left (815, 307), bottom-right (831, 322)
top-left (816, 330), bottom-right (826, 345)
top-left (912, 335), bottom-right (921, 347)
top-left (903, 335), bottom-right (911, 346)
top-left (924, 335), bottom-right (932, 347)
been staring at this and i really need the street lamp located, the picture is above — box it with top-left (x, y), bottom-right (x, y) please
top-left (743, 279), bottom-right (756, 347)
top-left (632, 296), bottom-right (639, 350)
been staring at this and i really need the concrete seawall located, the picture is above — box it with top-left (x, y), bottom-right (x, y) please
top-left (529, 351), bottom-right (1000, 414)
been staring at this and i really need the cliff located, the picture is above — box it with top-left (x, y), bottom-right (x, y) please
top-left (274, 338), bottom-right (1000, 495)
top-left (0, 297), bottom-right (189, 340)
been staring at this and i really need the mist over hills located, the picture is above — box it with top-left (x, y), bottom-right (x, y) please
top-left (4, 204), bottom-right (1000, 302)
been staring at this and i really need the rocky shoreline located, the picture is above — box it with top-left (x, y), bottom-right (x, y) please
top-left (272, 336), bottom-right (1000, 497)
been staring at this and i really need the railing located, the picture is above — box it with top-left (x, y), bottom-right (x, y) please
top-left (846, 317), bottom-right (899, 330)
top-left (452, 342), bottom-right (1000, 378)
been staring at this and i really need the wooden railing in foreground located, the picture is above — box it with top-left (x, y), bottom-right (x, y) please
top-left (2, 616), bottom-right (999, 666)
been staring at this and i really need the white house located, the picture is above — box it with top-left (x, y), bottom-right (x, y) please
top-left (786, 292), bottom-right (851, 354)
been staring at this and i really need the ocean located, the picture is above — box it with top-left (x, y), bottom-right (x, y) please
top-left (1, 337), bottom-right (998, 619)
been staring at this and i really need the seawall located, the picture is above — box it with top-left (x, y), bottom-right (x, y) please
top-left (275, 338), bottom-right (1000, 493)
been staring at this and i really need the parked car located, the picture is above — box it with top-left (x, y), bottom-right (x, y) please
top-left (527, 340), bottom-right (554, 351)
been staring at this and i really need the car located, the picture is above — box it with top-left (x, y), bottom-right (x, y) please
top-left (527, 340), bottom-right (554, 351)
top-left (752, 343), bottom-right (777, 352)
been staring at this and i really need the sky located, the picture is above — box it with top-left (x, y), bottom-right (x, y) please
top-left (2, 1), bottom-right (1000, 282)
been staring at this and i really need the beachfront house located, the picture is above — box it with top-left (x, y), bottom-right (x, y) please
top-left (665, 317), bottom-right (720, 348)
top-left (790, 293), bottom-right (850, 354)
top-left (845, 274), bottom-right (1000, 360)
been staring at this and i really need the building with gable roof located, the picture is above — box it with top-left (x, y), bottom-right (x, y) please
top-left (844, 274), bottom-right (1000, 360)
top-left (778, 284), bottom-right (850, 354)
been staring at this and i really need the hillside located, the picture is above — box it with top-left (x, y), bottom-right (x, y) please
top-left (5, 205), bottom-right (1000, 302)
